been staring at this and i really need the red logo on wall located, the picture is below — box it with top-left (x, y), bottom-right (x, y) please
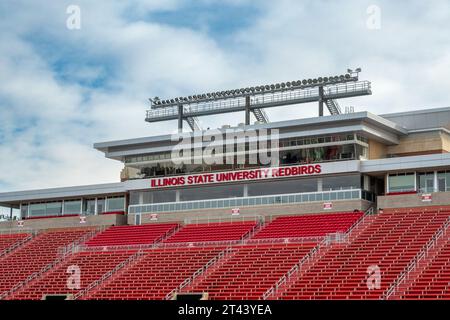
top-left (421, 194), bottom-right (432, 202)
top-left (17, 220), bottom-right (24, 227)
top-left (79, 216), bottom-right (87, 224)
top-left (231, 208), bottom-right (240, 215)
top-left (323, 202), bottom-right (333, 210)
top-left (150, 164), bottom-right (322, 188)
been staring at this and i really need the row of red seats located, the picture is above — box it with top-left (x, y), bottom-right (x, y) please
top-left (85, 223), bottom-right (179, 247)
top-left (253, 212), bottom-right (363, 239)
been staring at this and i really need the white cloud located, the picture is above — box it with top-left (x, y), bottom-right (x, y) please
top-left (0, 0), bottom-right (450, 194)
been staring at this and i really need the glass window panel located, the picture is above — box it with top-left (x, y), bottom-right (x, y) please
top-left (64, 200), bottom-right (81, 214)
top-left (84, 199), bottom-right (96, 215)
top-left (106, 197), bottom-right (125, 211)
top-left (179, 184), bottom-right (243, 201)
top-left (388, 173), bottom-right (415, 192)
top-left (97, 199), bottom-right (105, 214)
top-left (46, 202), bottom-right (62, 215)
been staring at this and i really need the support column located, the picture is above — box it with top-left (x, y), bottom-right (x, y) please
top-left (385, 173), bottom-right (390, 194)
top-left (243, 184), bottom-right (248, 197)
top-left (176, 190), bottom-right (180, 202)
top-left (317, 178), bottom-right (323, 192)
top-left (434, 170), bottom-right (438, 192)
top-left (10, 207), bottom-right (13, 220)
top-left (318, 86), bottom-right (324, 117)
top-left (245, 96), bottom-right (251, 125)
top-left (178, 104), bottom-right (183, 132)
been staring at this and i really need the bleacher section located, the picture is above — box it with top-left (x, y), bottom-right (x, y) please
top-left (85, 223), bottom-right (179, 247)
top-left (164, 221), bottom-right (258, 243)
top-left (0, 228), bottom-right (95, 296)
top-left (253, 212), bottom-right (363, 239)
top-left (1, 208), bottom-right (450, 300)
top-left (186, 243), bottom-right (316, 300)
top-left (86, 247), bottom-right (225, 300)
top-left (280, 208), bottom-right (450, 299)
top-left (10, 250), bottom-right (136, 300)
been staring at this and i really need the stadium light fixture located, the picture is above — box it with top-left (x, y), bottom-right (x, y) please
top-left (148, 68), bottom-right (363, 109)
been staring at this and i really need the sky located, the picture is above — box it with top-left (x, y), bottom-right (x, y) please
top-left (1, 0), bottom-right (450, 206)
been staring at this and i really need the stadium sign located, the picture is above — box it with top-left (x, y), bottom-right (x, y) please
top-left (323, 202), bottom-right (333, 210)
top-left (150, 164), bottom-right (322, 188)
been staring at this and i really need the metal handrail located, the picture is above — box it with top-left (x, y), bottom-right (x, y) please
top-left (382, 215), bottom-right (450, 300)
top-left (146, 81), bottom-right (371, 120)
top-left (73, 250), bottom-right (145, 300)
top-left (262, 238), bottom-right (326, 300)
top-left (0, 232), bottom-right (36, 259)
top-left (129, 189), bottom-right (372, 215)
top-left (184, 214), bottom-right (263, 226)
top-left (165, 246), bottom-right (235, 300)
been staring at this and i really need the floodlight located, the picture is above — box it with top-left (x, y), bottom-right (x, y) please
top-left (356, 67), bottom-right (362, 72)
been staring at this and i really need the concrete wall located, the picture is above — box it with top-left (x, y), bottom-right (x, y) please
top-left (368, 139), bottom-right (387, 160)
top-left (377, 191), bottom-right (450, 209)
top-left (0, 199), bottom-right (374, 231)
top-left (128, 199), bottom-right (373, 225)
top-left (387, 131), bottom-right (447, 156)
top-left (0, 214), bottom-right (127, 232)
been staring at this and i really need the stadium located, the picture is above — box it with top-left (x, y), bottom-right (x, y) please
top-left (0, 69), bottom-right (449, 301)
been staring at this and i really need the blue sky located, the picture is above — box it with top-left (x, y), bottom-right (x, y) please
top-left (1, 0), bottom-right (450, 212)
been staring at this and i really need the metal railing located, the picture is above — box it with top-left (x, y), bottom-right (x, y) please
top-left (0, 232), bottom-right (37, 259)
top-left (129, 189), bottom-right (373, 214)
top-left (73, 250), bottom-right (145, 300)
top-left (184, 214), bottom-right (263, 226)
top-left (382, 215), bottom-right (450, 300)
top-left (146, 81), bottom-right (371, 121)
top-left (165, 246), bottom-right (235, 300)
top-left (262, 238), bottom-right (325, 300)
